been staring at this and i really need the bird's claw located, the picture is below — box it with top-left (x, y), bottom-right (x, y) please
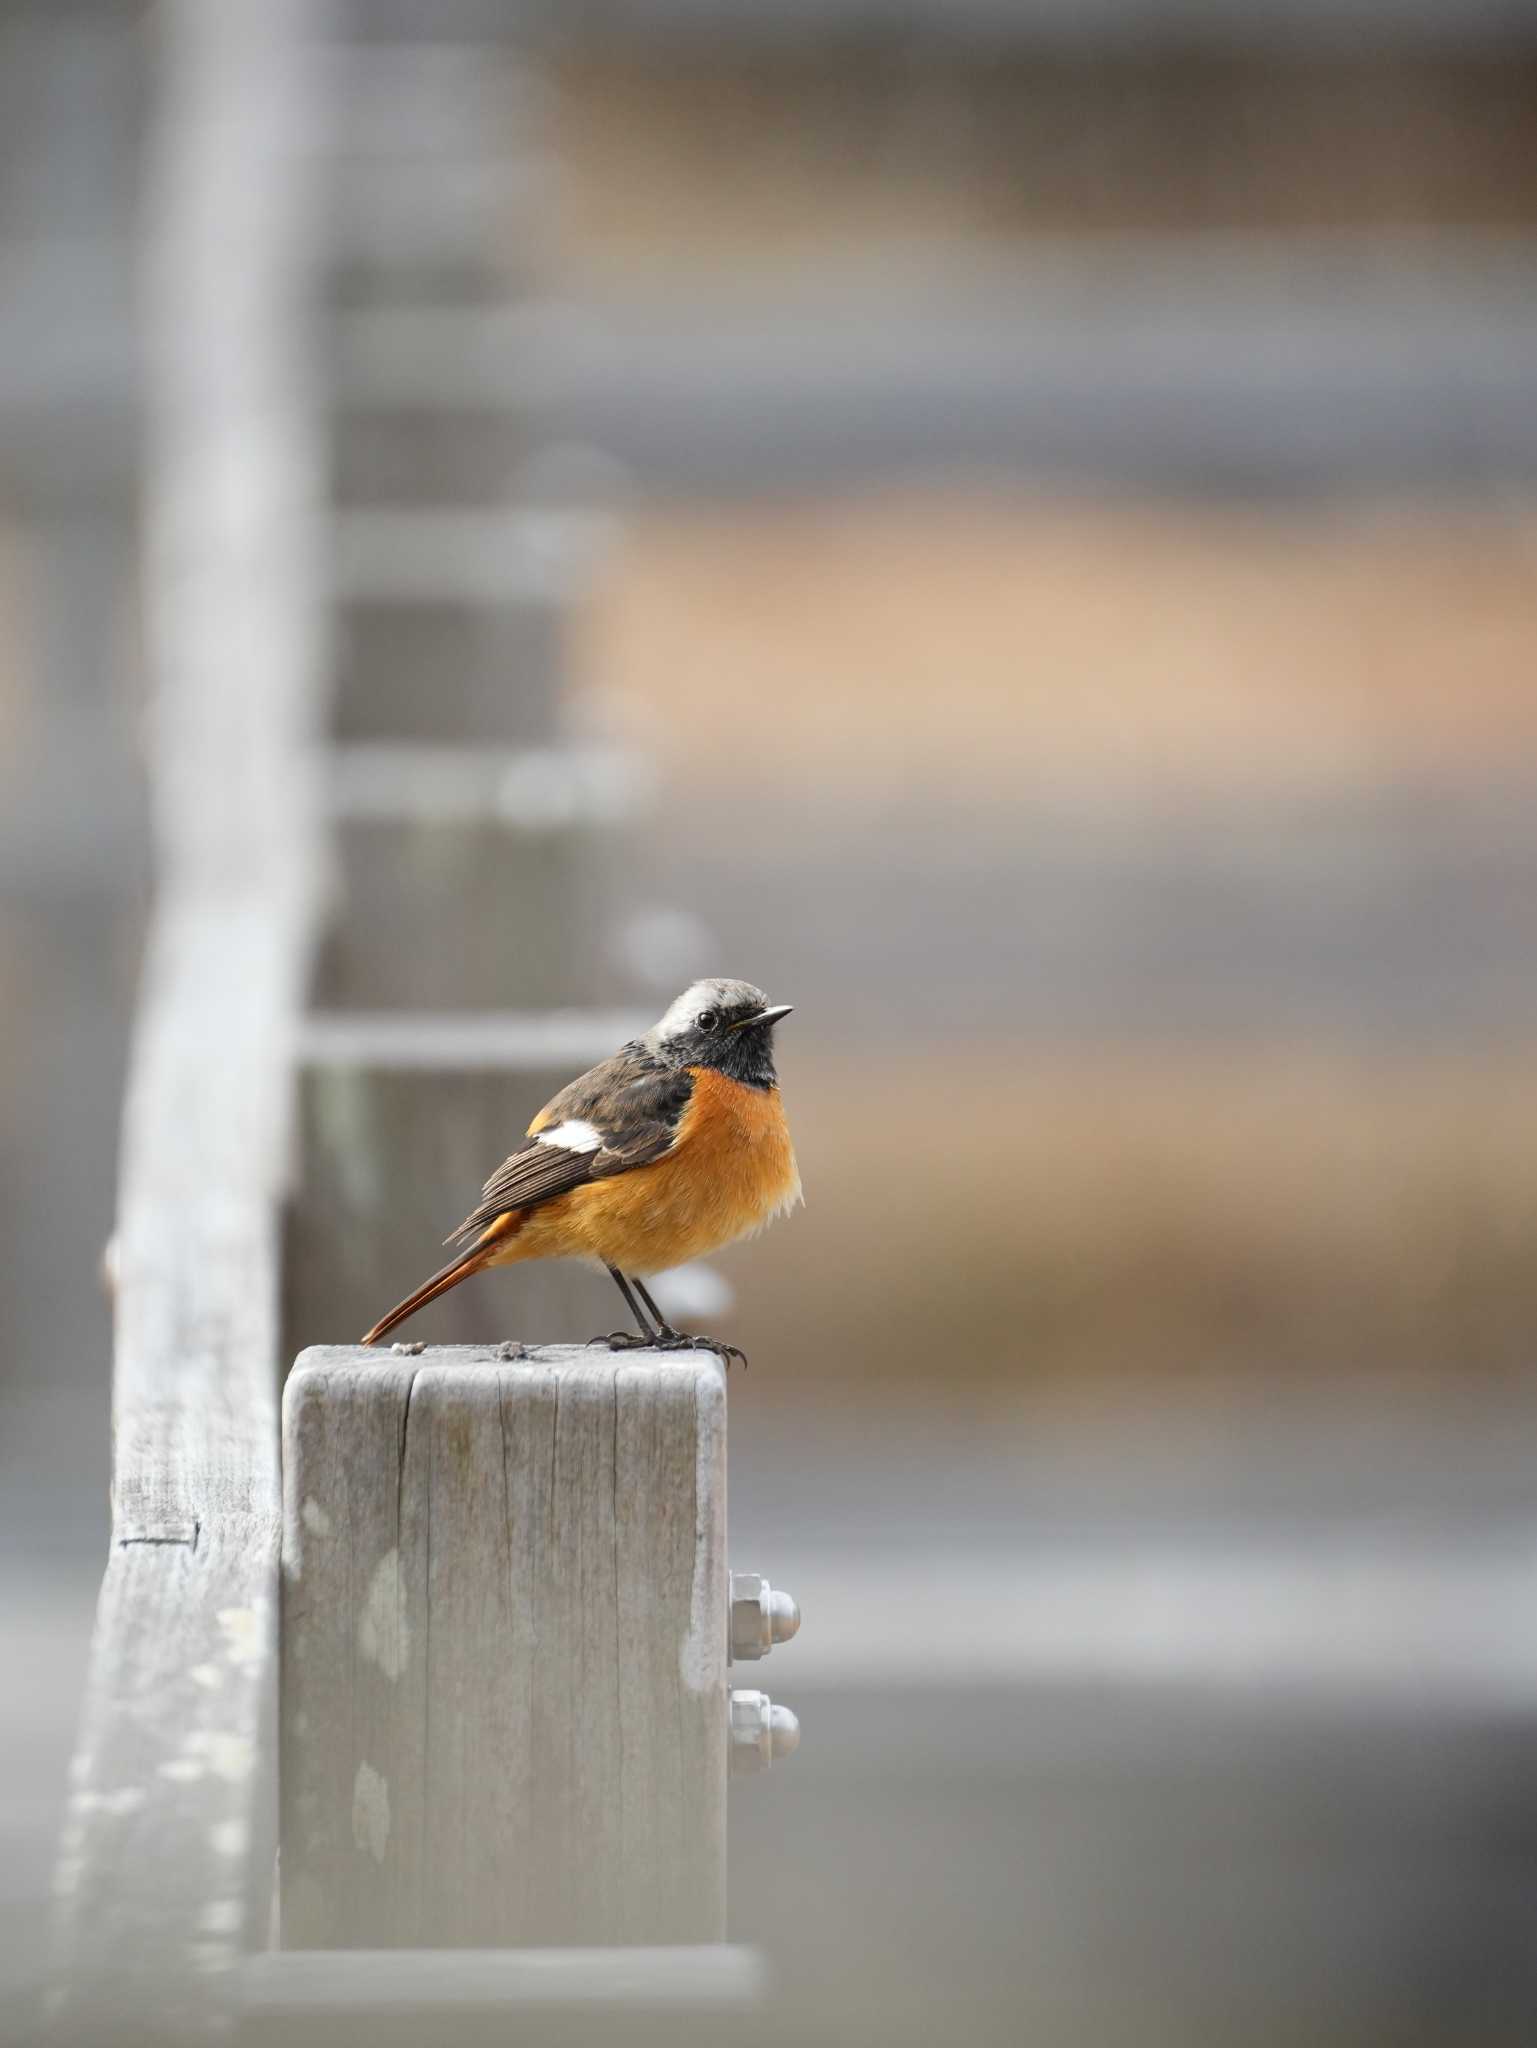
top-left (586, 1329), bottom-right (747, 1367)
top-left (652, 1331), bottom-right (748, 1369)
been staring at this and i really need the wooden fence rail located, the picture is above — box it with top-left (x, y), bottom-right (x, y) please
top-left (48, 0), bottom-right (328, 2038)
top-left (48, 5), bottom-right (797, 2037)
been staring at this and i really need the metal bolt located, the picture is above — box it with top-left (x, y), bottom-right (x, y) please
top-left (729, 1571), bottom-right (801, 1662)
top-left (729, 1689), bottom-right (800, 1775)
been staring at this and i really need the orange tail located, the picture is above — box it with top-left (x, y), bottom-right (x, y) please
top-left (360, 1242), bottom-right (492, 1346)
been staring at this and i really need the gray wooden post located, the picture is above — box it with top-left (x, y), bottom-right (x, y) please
top-left (314, 771), bottom-right (641, 1012)
top-left (329, 506), bottom-right (607, 749)
top-left (315, 508), bottom-right (637, 1012)
top-left (280, 1346), bottom-right (728, 1949)
top-left (322, 39), bottom-right (549, 312)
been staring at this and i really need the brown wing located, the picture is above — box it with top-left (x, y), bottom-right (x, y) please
top-left (446, 1045), bottom-right (694, 1246)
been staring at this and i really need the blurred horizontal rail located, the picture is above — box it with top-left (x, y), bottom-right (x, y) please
top-left (555, 0), bottom-right (1537, 48)
top-left (328, 743), bottom-right (650, 826)
top-left (18, 236), bottom-right (1537, 495)
top-left (299, 1009), bottom-right (655, 1068)
top-left (346, 0), bottom-right (1537, 52)
top-left (334, 235), bottom-right (1537, 490)
top-left (762, 1539), bottom-right (1537, 1704)
top-left (330, 506), bottom-right (612, 601)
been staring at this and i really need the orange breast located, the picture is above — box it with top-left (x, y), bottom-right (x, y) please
top-left (492, 1069), bottom-right (801, 1276)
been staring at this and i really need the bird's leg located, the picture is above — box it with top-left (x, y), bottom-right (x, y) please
top-left (589, 1269), bottom-right (747, 1365)
top-left (630, 1274), bottom-right (747, 1369)
top-left (630, 1277), bottom-right (678, 1340)
top-left (589, 1266), bottom-right (659, 1351)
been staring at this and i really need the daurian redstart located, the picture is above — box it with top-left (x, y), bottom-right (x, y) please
top-left (360, 979), bottom-right (799, 1359)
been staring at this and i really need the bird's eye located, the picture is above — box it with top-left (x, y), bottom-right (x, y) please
top-left (696, 1008), bottom-right (720, 1034)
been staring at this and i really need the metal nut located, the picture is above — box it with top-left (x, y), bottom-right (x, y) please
top-left (729, 1571), bottom-right (801, 1662)
top-left (728, 1689), bottom-right (800, 1775)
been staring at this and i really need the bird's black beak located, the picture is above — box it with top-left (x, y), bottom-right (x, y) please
top-left (733, 1003), bottom-right (793, 1031)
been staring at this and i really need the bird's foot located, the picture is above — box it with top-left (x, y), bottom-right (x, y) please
top-left (586, 1328), bottom-right (747, 1366)
top-left (650, 1330), bottom-right (748, 1369)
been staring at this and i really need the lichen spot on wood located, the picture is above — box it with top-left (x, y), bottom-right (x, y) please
top-left (301, 1498), bottom-right (332, 1537)
top-left (216, 1605), bottom-right (263, 1669)
top-left (358, 1548), bottom-right (409, 1680)
top-left (69, 1787), bottom-right (147, 1818)
top-left (352, 1762), bottom-right (390, 1862)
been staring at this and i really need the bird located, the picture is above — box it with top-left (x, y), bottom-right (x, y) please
top-left (359, 979), bottom-right (800, 1362)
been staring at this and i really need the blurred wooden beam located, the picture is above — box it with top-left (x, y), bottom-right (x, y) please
top-left (299, 1008), bottom-right (652, 1067)
top-left (331, 506), bottom-right (610, 602)
top-left (14, 237), bottom-right (1537, 499)
top-left (333, 237), bottom-right (1537, 493)
top-left (342, 0), bottom-right (1537, 52)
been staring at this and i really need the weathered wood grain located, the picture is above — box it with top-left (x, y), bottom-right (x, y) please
top-left (281, 1347), bottom-right (728, 1949)
top-left (48, 0), bottom-right (327, 2038)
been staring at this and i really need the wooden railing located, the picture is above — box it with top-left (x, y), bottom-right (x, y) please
top-left (48, 5), bottom-right (796, 2038)
top-left (49, 1), bottom-right (327, 2037)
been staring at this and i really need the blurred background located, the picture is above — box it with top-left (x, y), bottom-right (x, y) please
top-left (8, 0), bottom-right (1537, 2041)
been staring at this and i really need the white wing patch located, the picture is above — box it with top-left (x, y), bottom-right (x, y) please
top-left (536, 1118), bottom-right (603, 1154)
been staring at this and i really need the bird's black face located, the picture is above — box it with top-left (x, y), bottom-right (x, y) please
top-left (657, 985), bottom-right (794, 1087)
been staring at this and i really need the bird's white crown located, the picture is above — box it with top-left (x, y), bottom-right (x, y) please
top-left (651, 978), bottom-right (769, 1043)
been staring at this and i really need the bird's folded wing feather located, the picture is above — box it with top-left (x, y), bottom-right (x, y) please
top-left (446, 1047), bottom-right (694, 1245)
